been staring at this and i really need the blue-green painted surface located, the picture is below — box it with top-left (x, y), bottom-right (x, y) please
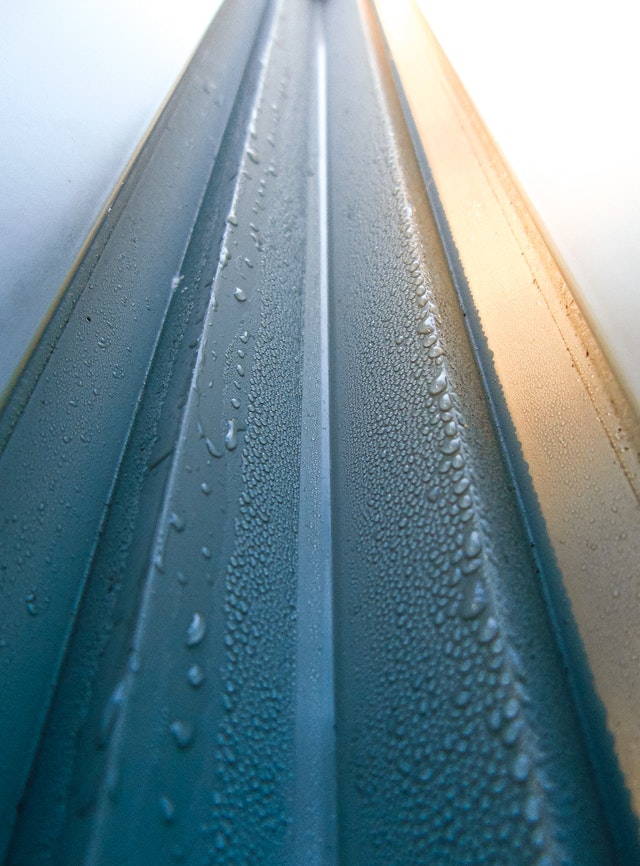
top-left (0, 0), bottom-right (636, 863)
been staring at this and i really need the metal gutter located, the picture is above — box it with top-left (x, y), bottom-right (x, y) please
top-left (0, 0), bottom-right (637, 863)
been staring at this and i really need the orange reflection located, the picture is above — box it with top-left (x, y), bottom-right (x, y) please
top-left (373, 0), bottom-right (640, 818)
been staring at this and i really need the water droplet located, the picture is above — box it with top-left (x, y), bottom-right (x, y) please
top-left (454, 690), bottom-right (471, 708)
top-left (452, 453), bottom-right (465, 469)
top-left (428, 369), bottom-right (447, 396)
top-left (488, 708), bottom-right (502, 731)
top-left (201, 482), bottom-right (212, 495)
top-left (502, 719), bottom-right (522, 746)
top-left (187, 664), bottom-right (205, 687)
top-left (25, 591), bottom-right (38, 616)
top-left (461, 555), bottom-right (481, 576)
top-left (525, 795), bottom-right (541, 823)
top-left (247, 148), bottom-right (260, 164)
top-left (159, 795), bottom-right (176, 822)
top-left (170, 719), bottom-right (194, 749)
top-left (205, 437), bottom-right (222, 458)
top-left (417, 316), bottom-right (435, 335)
top-left (231, 397), bottom-right (240, 409)
top-left (440, 436), bottom-right (460, 455)
top-left (171, 274), bottom-right (184, 290)
top-left (236, 364), bottom-right (245, 377)
top-left (201, 546), bottom-right (212, 559)
top-left (225, 419), bottom-right (238, 451)
top-left (464, 530), bottom-right (482, 558)
top-left (513, 751), bottom-right (530, 781)
top-left (478, 616), bottom-right (499, 644)
top-left (504, 697), bottom-right (520, 720)
top-left (459, 577), bottom-right (487, 620)
top-left (186, 612), bottom-right (206, 647)
top-left (240, 330), bottom-right (250, 343)
top-left (234, 287), bottom-right (246, 302)
top-left (169, 512), bottom-right (185, 532)
top-left (227, 212), bottom-right (238, 226)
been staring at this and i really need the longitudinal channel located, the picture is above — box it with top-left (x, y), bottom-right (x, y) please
top-left (293, 12), bottom-right (337, 864)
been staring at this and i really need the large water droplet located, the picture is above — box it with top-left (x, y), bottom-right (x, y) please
top-left (459, 577), bottom-right (487, 620)
top-left (441, 436), bottom-right (461, 456)
top-left (428, 369), bottom-right (447, 396)
top-left (464, 530), bottom-right (482, 559)
top-left (225, 419), bottom-right (238, 452)
top-left (417, 316), bottom-right (435, 335)
top-left (478, 616), bottom-right (499, 644)
top-left (25, 591), bottom-right (38, 616)
top-left (186, 613), bottom-right (206, 647)
top-left (205, 437), bottom-right (222, 458)
top-left (525, 795), bottom-right (541, 824)
top-left (187, 664), bottom-right (205, 688)
top-left (170, 719), bottom-right (194, 749)
top-left (513, 752), bottom-right (530, 782)
top-left (504, 697), bottom-right (520, 720)
top-left (159, 795), bottom-right (176, 822)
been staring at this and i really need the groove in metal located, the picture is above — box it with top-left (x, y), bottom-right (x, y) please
top-left (292, 10), bottom-right (337, 864)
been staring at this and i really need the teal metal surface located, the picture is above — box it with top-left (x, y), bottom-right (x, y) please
top-left (0, 0), bottom-right (636, 863)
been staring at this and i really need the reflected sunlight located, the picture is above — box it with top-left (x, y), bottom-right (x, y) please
top-left (417, 0), bottom-right (640, 407)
